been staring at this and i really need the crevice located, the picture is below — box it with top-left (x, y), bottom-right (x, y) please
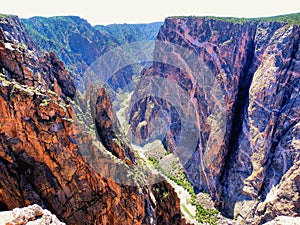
top-left (218, 24), bottom-right (257, 216)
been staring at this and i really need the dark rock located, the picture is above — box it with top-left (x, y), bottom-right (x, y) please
top-left (95, 87), bottom-right (135, 164)
top-left (130, 16), bottom-right (300, 223)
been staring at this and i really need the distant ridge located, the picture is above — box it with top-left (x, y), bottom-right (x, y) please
top-left (168, 12), bottom-right (300, 25)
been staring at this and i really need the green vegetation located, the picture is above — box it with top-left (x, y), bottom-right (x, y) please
top-left (46, 89), bottom-right (57, 95)
top-left (18, 43), bottom-right (27, 51)
top-left (254, 13), bottom-right (300, 25)
top-left (0, 73), bottom-right (11, 86)
top-left (62, 117), bottom-right (74, 123)
top-left (169, 12), bottom-right (300, 26)
top-left (147, 155), bottom-right (219, 224)
top-left (40, 98), bottom-right (49, 106)
top-left (0, 13), bottom-right (8, 19)
top-left (154, 185), bottom-right (169, 199)
top-left (195, 204), bottom-right (219, 224)
top-left (148, 155), bottom-right (194, 194)
top-left (168, 170), bottom-right (195, 198)
top-left (148, 156), bottom-right (160, 167)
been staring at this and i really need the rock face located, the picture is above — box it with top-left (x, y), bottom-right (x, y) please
top-left (0, 17), bottom-right (75, 99)
top-left (0, 204), bottom-right (65, 225)
top-left (223, 20), bottom-right (300, 223)
top-left (95, 87), bottom-right (135, 163)
top-left (130, 16), bottom-right (300, 223)
top-left (262, 216), bottom-right (300, 225)
top-left (0, 15), bottom-right (187, 225)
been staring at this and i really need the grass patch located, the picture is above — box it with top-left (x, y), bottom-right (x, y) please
top-left (40, 98), bottom-right (49, 106)
top-left (0, 14), bottom-right (8, 19)
top-left (147, 154), bottom-right (219, 224)
top-left (195, 204), bottom-right (219, 225)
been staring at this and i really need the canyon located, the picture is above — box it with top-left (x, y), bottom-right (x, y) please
top-left (130, 15), bottom-right (300, 224)
top-left (0, 12), bottom-right (299, 225)
top-left (0, 15), bottom-right (188, 225)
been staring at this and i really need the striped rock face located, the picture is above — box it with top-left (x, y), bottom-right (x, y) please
top-left (130, 17), bottom-right (300, 223)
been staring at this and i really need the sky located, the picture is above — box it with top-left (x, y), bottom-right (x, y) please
top-left (0, 0), bottom-right (299, 25)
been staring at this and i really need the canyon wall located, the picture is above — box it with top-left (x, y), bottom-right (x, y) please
top-left (0, 15), bottom-right (188, 225)
top-left (130, 16), bottom-right (300, 223)
top-left (1, 13), bottom-right (299, 225)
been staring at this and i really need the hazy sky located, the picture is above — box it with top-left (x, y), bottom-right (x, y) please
top-left (0, 0), bottom-right (299, 25)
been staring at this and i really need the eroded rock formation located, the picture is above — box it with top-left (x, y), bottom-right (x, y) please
top-left (95, 87), bottom-right (135, 164)
top-left (130, 16), bottom-right (300, 223)
top-left (0, 204), bottom-right (65, 225)
top-left (0, 15), bottom-right (187, 225)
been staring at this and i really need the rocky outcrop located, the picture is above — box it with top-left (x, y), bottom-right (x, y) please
top-left (262, 216), bottom-right (300, 225)
top-left (95, 87), bottom-right (135, 164)
top-left (130, 16), bottom-right (300, 223)
top-left (0, 204), bottom-right (65, 225)
top-left (0, 16), bottom-right (39, 51)
top-left (0, 16), bottom-right (75, 99)
top-left (253, 161), bottom-right (300, 224)
top-left (0, 15), bottom-right (187, 225)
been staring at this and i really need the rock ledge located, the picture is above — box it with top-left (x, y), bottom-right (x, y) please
top-left (0, 204), bottom-right (65, 225)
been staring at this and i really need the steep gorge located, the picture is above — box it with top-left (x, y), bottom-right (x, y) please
top-left (0, 15), bottom-right (189, 225)
top-left (129, 16), bottom-right (300, 224)
top-left (0, 12), bottom-right (299, 225)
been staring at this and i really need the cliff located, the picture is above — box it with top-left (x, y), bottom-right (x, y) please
top-left (95, 87), bottom-right (135, 163)
top-left (130, 15), bottom-right (300, 224)
top-left (0, 15), bottom-right (188, 225)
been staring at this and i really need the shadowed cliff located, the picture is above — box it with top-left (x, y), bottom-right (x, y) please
top-left (129, 15), bottom-right (300, 224)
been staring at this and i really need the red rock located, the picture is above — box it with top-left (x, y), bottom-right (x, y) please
top-left (0, 15), bottom-right (188, 225)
